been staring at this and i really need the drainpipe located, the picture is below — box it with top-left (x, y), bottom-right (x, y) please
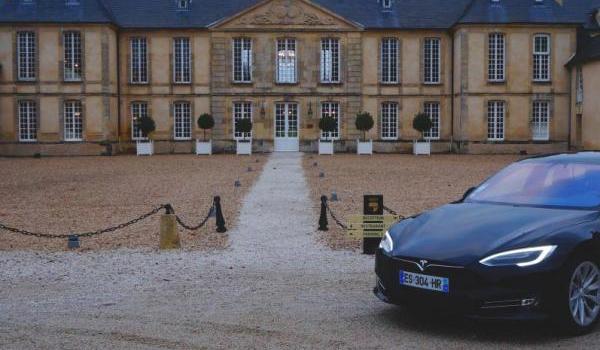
top-left (116, 27), bottom-right (122, 152)
top-left (450, 29), bottom-right (455, 153)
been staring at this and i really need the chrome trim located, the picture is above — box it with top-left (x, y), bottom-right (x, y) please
top-left (394, 257), bottom-right (464, 271)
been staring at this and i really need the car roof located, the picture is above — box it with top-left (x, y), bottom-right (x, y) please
top-left (521, 152), bottom-right (600, 165)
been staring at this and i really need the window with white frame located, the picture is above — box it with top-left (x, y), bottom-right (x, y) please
top-left (17, 31), bottom-right (36, 81)
top-left (173, 37), bottom-right (191, 83)
top-left (533, 34), bottom-right (551, 82)
top-left (63, 31), bottom-right (82, 81)
top-left (382, 0), bottom-right (392, 9)
top-left (233, 38), bottom-right (252, 83)
top-left (423, 102), bottom-right (441, 139)
top-left (576, 66), bottom-right (584, 104)
top-left (131, 102), bottom-right (148, 140)
top-left (64, 101), bottom-right (83, 141)
top-left (380, 102), bottom-right (398, 140)
top-left (320, 38), bottom-right (340, 83)
top-left (423, 38), bottom-right (440, 84)
top-left (233, 102), bottom-right (252, 139)
top-left (320, 102), bottom-right (340, 140)
top-left (487, 101), bottom-right (505, 141)
top-left (381, 38), bottom-right (399, 83)
top-left (488, 33), bottom-right (505, 82)
top-left (130, 37), bottom-right (148, 84)
top-left (18, 100), bottom-right (37, 142)
top-left (532, 101), bottom-right (550, 141)
top-left (277, 38), bottom-right (296, 84)
top-left (174, 102), bottom-right (192, 140)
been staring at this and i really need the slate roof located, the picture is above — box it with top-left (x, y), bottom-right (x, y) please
top-left (458, 0), bottom-right (598, 25)
top-left (568, 32), bottom-right (600, 65)
top-left (0, 0), bottom-right (113, 24)
top-left (0, 0), bottom-right (598, 30)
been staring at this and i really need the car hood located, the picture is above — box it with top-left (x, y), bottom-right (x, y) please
top-left (390, 202), bottom-right (598, 266)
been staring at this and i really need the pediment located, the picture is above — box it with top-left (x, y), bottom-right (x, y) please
top-left (210, 0), bottom-right (362, 31)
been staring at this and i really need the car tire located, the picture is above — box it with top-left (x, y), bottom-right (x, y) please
top-left (552, 255), bottom-right (600, 335)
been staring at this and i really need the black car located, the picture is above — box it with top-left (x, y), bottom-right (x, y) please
top-left (374, 152), bottom-right (600, 334)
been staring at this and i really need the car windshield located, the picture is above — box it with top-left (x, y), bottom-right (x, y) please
top-left (466, 161), bottom-right (600, 209)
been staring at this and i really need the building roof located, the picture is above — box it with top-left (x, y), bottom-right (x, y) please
top-left (0, 0), bottom-right (597, 29)
top-left (0, 0), bottom-right (113, 24)
top-left (568, 32), bottom-right (600, 65)
top-left (458, 0), bottom-right (598, 25)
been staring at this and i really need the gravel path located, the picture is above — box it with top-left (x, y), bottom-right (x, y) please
top-left (1, 153), bottom-right (598, 349)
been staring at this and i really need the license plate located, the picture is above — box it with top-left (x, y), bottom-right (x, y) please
top-left (399, 270), bottom-right (449, 293)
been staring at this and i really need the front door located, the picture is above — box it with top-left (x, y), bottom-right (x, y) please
top-left (274, 103), bottom-right (299, 152)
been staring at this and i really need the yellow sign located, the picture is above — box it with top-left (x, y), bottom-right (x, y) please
top-left (347, 215), bottom-right (401, 239)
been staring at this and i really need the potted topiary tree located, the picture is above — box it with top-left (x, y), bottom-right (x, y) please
top-left (136, 115), bottom-right (156, 156)
top-left (196, 113), bottom-right (215, 155)
top-left (412, 112), bottom-right (433, 155)
top-left (318, 115), bottom-right (337, 155)
top-left (235, 118), bottom-right (253, 155)
top-left (355, 111), bottom-right (374, 155)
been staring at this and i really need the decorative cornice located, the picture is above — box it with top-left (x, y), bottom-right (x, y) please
top-left (237, 0), bottom-right (335, 26)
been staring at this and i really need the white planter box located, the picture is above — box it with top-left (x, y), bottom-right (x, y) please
top-left (319, 140), bottom-right (334, 155)
top-left (136, 140), bottom-right (154, 156)
top-left (413, 140), bottom-right (431, 156)
top-left (196, 140), bottom-right (212, 155)
top-left (236, 140), bottom-right (252, 155)
top-left (357, 139), bottom-right (373, 155)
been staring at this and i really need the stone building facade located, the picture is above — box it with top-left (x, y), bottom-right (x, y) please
top-left (0, 0), bottom-right (599, 156)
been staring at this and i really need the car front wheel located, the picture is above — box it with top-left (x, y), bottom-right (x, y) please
top-left (556, 258), bottom-right (600, 334)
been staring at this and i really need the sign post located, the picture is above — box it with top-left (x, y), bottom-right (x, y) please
top-left (363, 194), bottom-right (383, 255)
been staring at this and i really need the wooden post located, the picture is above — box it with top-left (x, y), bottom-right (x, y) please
top-left (159, 214), bottom-right (180, 249)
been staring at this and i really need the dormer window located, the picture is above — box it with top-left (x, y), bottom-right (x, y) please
top-left (65, 0), bottom-right (80, 6)
top-left (382, 0), bottom-right (392, 9)
top-left (177, 0), bottom-right (190, 10)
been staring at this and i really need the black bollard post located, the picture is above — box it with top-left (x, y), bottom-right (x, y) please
top-left (214, 196), bottom-right (227, 233)
top-left (318, 195), bottom-right (329, 231)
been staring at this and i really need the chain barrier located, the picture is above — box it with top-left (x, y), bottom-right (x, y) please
top-left (324, 199), bottom-right (348, 230)
top-left (0, 205), bottom-right (168, 239)
top-left (175, 205), bottom-right (214, 231)
top-left (383, 205), bottom-right (405, 220)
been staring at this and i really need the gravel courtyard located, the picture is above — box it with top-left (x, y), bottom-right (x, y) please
top-left (1, 153), bottom-right (599, 349)
top-left (0, 155), bottom-right (265, 251)
top-left (303, 154), bottom-right (522, 249)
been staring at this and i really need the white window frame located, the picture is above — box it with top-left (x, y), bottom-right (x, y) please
top-left (423, 102), bottom-right (441, 140)
top-left (532, 101), bottom-right (550, 141)
top-left (380, 102), bottom-right (398, 140)
top-left (233, 38), bottom-right (252, 83)
top-left (63, 31), bottom-right (82, 82)
top-left (533, 34), bottom-right (551, 82)
top-left (130, 37), bottom-right (148, 84)
top-left (487, 101), bottom-right (505, 141)
top-left (423, 38), bottom-right (441, 84)
top-left (233, 102), bottom-right (253, 140)
top-left (320, 102), bottom-right (341, 140)
top-left (173, 37), bottom-right (191, 84)
top-left (320, 38), bottom-right (340, 83)
top-left (17, 31), bottom-right (36, 81)
top-left (18, 100), bottom-right (37, 142)
top-left (276, 38), bottom-right (297, 84)
top-left (173, 101), bottom-right (192, 140)
top-left (488, 33), bottom-right (505, 82)
top-left (131, 102), bottom-right (148, 141)
top-left (576, 66), bottom-right (584, 104)
top-left (381, 38), bottom-right (399, 84)
top-left (64, 100), bottom-right (83, 142)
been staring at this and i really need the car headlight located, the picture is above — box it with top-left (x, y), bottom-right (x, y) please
top-left (379, 231), bottom-right (394, 253)
top-left (479, 245), bottom-right (557, 267)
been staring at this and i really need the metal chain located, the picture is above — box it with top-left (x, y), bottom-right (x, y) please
top-left (0, 205), bottom-right (168, 239)
top-left (175, 205), bottom-right (214, 231)
top-left (325, 201), bottom-right (348, 230)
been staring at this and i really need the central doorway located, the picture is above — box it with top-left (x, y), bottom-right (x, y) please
top-left (274, 102), bottom-right (300, 152)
